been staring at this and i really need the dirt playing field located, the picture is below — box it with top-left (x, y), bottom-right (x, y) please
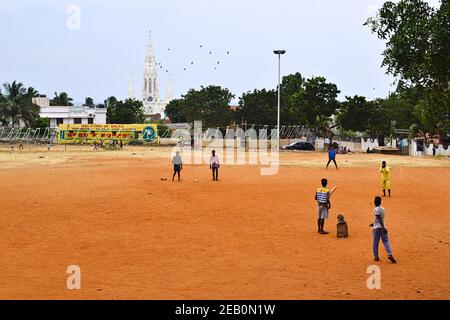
top-left (1, 144), bottom-right (449, 300)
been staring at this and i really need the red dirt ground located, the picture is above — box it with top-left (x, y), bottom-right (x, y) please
top-left (0, 147), bottom-right (449, 299)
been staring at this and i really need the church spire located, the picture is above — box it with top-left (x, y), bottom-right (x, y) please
top-left (142, 31), bottom-right (159, 103)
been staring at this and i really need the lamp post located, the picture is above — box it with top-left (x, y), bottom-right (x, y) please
top-left (273, 50), bottom-right (286, 149)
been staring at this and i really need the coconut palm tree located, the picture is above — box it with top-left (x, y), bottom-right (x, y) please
top-left (50, 92), bottom-right (74, 106)
top-left (0, 81), bottom-right (40, 128)
top-left (0, 89), bottom-right (6, 126)
top-left (20, 86), bottom-right (40, 127)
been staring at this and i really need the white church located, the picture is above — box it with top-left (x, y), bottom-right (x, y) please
top-left (129, 32), bottom-right (173, 121)
top-left (36, 32), bottom-right (172, 128)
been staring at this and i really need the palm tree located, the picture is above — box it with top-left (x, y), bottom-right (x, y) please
top-left (0, 89), bottom-right (6, 126)
top-left (50, 92), bottom-right (74, 106)
top-left (20, 86), bottom-right (40, 127)
top-left (0, 81), bottom-right (40, 128)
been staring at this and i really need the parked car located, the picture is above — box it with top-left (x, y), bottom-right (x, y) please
top-left (283, 141), bottom-right (315, 151)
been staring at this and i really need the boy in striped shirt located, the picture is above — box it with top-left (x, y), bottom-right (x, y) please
top-left (315, 178), bottom-right (331, 234)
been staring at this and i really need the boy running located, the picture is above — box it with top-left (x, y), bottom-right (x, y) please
top-left (210, 150), bottom-right (220, 181)
top-left (172, 151), bottom-right (183, 182)
top-left (380, 161), bottom-right (391, 197)
top-left (326, 147), bottom-right (338, 170)
top-left (315, 178), bottom-right (331, 234)
top-left (370, 196), bottom-right (397, 263)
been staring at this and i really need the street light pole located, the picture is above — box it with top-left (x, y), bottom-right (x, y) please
top-left (273, 50), bottom-right (286, 150)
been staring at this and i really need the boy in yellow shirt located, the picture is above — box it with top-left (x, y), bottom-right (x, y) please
top-left (380, 161), bottom-right (391, 197)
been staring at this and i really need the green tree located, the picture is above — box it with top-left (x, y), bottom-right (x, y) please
top-left (366, 99), bottom-right (391, 137)
top-left (365, 0), bottom-right (450, 134)
top-left (105, 96), bottom-right (119, 108)
top-left (165, 99), bottom-right (188, 123)
top-left (167, 86), bottom-right (234, 128)
top-left (281, 72), bottom-right (304, 97)
top-left (31, 117), bottom-right (50, 129)
top-left (0, 81), bottom-right (40, 128)
top-left (280, 72), bottom-right (305, 125)
top-left (236, 73), bottom-right (306, 126)
top-left (337, 96), bottom-right (372, 132)
top-left (237, 89), bottom-right (277, 126)
top-left (50, 92), bottom-right (74, 106)
top-left (338, 96), bottom-right (392, 137)
top-left (106, 98), bottom-right (144, 124)
top-left (379, 91), bottom-right (418, 130)
top-left (84, 97), bottom-right (95, 107)
top-left (291, 76), bottom-right (341, 135)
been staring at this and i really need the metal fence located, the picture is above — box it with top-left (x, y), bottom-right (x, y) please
top-left (0, 127), bottom-right (58, 144)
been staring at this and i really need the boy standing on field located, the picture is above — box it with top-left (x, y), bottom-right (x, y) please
top-left (172, 151), bottom-right (183, 182)
top-left (315, 178), bottom-right (331, 234)
top-left (210, 150), bottom-right (220, 181)
top-left (370, 196), bottom-right (397, 263)
top-left (380, 161), bottom-right (391, 197)
top-left (326, 147), bottom-right (338, 170)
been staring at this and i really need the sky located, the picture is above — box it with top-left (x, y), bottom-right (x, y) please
top-left (0, 0), bottom-right (442, 105)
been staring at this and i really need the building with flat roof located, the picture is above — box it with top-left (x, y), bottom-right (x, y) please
top-left (33, 97), bottom-right (107, 129)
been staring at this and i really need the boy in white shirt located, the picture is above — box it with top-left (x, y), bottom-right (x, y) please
top-left (172, 151), bottom-right (183, 182)
top-left (370, 196), bottom-right (397, 263)
top-left (210, 150), bottom-right (220, 181)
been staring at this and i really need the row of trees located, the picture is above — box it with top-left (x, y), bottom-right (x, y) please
top-left (165, 0), bottom-right (449, 137)
top-left (164, 74), bottom-right (432, 137)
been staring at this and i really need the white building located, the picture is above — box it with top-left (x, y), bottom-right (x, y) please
top-left (34, 97), bottom-right (107, 129)
top-left (128, 32), bottom-right (172, 120)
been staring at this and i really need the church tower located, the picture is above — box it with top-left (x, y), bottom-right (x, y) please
top-left (142, 31), bottom-right (160, 110)
top-left (140, 31), bottom-right (172, 119)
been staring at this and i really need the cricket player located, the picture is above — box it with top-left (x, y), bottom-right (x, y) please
top-left (380, 161), bottom-right (391, 197)
top-left (370, 196), bottom-right (397, 263)
top-left (172, 151), bottom-right (183, 182)
top-left (210, 150), bottom-right (220, 181)
top-left (315, 178), bottom-right (331, 234)
top-left (326, 147), bottom-right (338, 170)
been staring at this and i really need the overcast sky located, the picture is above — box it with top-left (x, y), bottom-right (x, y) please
top-left (0, 0), bottom-right (442, 104)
